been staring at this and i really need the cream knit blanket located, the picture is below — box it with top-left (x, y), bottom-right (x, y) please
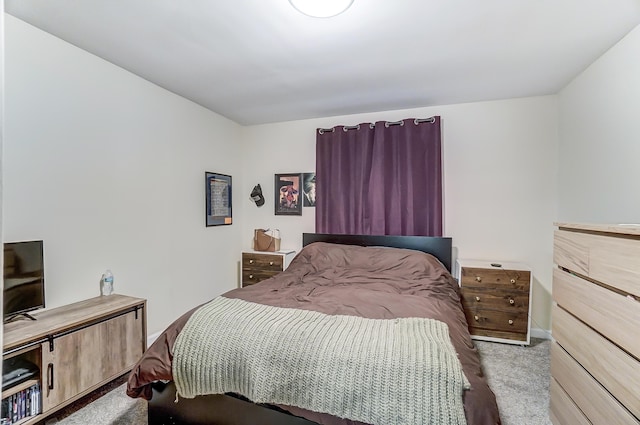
top-left (173, 297), bottom-right (469, 425)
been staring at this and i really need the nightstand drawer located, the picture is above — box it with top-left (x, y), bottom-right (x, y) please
top-left (464, 308), bottom-right (528, 334)
top-left (242, 253), bottom-right (283, 270)
top-left (460, 267), bottom-right (530, 291)
top-left (469, 327), bottom-right (528, 342)
top-left (242, 270), bottom-right (281, 286)
top-left (461, 287), bottom-right (529, 310)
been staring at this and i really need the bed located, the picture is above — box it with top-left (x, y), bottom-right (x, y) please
top-left (127, 233), bottom-right (501, 425)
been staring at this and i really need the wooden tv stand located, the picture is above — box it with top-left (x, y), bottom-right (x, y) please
top-left (2, 294), bottom-right (146, 425)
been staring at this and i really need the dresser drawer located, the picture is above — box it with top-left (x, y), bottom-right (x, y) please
top-left (550, 378), bottom-right (591, 425)
top-left (552, 304), bottom-right (640, 418)
top-left (460, 267), bottom-right (530, 291)
top-left (554, 228), bottom-right (640, 297)
top-left (553, 267), bottom-right (640, 360)
top-left (461, 287), bottom-right (529, 310)
top-left (551, 342), bottom-right (638, 425)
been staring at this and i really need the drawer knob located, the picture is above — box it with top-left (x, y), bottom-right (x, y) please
top-left (509, 298), bottom-right (515, 305)
top-left (510, 278), bottom-right (516, 284)
top-left (475, 276), bottom-right (482, 282)
top-left (249, 259), bottom-right (254, 264)
top-left (475, 296), bottom-right (481, 302)
top-left (249, 274), bottom-right (254, 279)
top-left (269, 261), bottom-right (274, 266)
top-left (474, 315), bottom-right (479, 321)
top-left (508, 319), bottom-right (514, 325)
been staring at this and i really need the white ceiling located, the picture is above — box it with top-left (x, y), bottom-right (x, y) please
top-left (5, 1), bottom-right (640, 125)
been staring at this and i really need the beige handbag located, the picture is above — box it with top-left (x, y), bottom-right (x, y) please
top-left (253, 228), bottom-right (281, 252)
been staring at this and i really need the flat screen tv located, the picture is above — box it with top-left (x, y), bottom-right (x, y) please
top-left (3, 240), bottom-right (45, 321)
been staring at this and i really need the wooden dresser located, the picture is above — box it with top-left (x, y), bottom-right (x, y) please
top-left (241, 251), bottom-right (296, 287)
top-left (550, 223), bottom-right (640, 425)
top-left (456, 259), bottom-right (532, 345)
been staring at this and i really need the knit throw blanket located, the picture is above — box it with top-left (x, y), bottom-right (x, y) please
top-left (173, 297), bottom-right (469, 425)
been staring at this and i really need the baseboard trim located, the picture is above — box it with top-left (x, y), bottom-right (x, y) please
top-left (147, 331), bottom-right (162, 348)
top-left (531, 328), bottom-right (552, 340)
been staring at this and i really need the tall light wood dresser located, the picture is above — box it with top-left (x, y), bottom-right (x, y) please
top-left (550, 223), bottom-right (640, 425)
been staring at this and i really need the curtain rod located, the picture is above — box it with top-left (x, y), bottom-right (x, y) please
top-left (318, 116), bottom-right (436, 134)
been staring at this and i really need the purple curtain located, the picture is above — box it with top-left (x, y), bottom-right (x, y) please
top-left (316, 117), bottom-right (442, 236)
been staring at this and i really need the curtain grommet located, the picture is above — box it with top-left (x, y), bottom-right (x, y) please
top-left (385, 120), bottom-right (405, 128)
top-left (343, 124), bottom-right (361, 132)
top-left (414, 117), bottom-right (436, 125)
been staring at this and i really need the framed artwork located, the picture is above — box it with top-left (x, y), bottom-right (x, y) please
top-left (302, 172), bottom-right (316, 207)
top-left (205, 172), bottom-right (232, 226)
top-left (275, 173), bottom-right (302, 216)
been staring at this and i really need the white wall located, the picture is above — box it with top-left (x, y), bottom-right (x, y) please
top-left (3, 15), bottom-right (244, 335)
top-left (558, 24), bottom-right (640, 222)
top-left (241, 96), bottom-right (558, 332)
top-left (3, 13), bottom-right (563, 337)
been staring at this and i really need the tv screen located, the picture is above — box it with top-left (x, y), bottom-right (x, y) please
top-left (3, 240), bottom-right (45, 319)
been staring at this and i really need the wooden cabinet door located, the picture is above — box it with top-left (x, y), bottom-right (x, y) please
top-left (41, 310), bottom-right (144, 411)
top-left (100, 309), bottom-right (145, 377)
top-left (41, 323), bottom-right (99, 410)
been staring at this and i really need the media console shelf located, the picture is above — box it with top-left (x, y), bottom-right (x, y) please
top-left (2, 294), bottom-right (146, 425)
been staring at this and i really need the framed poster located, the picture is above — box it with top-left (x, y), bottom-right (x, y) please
top-left (275, 173), bottom-right (302, 216)
top-left (205, 172), bottom-right (232, 226)
top-left (302, 172), bottom-right (316, 207)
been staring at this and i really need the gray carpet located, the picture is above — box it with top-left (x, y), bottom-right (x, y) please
top-left (47, 338), bottom-right (551, 425)
top-left (43, 383), bottom-right (147, 425)
top-left (475, 338), bottom-right (552, 425)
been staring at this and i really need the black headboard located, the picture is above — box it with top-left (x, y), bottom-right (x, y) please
top-left (302, 233), bottom-right (453, 272)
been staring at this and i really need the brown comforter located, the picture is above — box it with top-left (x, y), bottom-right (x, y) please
top-left (127, 242), bottom-right (501, 425)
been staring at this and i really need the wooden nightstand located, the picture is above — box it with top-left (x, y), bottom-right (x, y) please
top-left (241, 250), bottom-right (296, 287)
top-left (456, 259), bottom-right (532, 345)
